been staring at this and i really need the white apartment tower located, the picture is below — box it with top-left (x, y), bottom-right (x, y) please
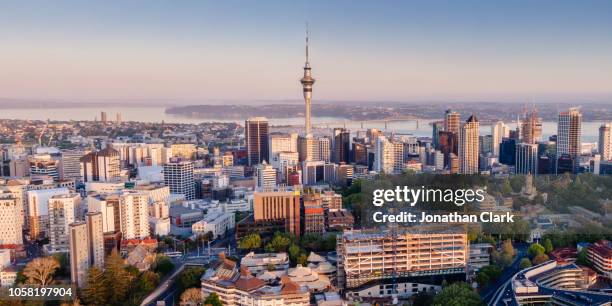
top-left (48, 193), bottom-right (81, 253)
top-left (0, 196), bottom-right (23, 246)
top-left (599, 123), bottom-right (611, 161)
top-left (163, 159), bottom-right (195, 200)
top-left (69, 222), bottom-right (89, 287)
top-left (119, 191), bottom-right (150, 240)
top-left (255, 162), bottom-right (277, 189)
top-left (86, 212), bottom-right (105, 268)
top-left (491, 121), bottom-right (509, 157)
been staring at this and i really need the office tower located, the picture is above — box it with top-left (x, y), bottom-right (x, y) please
top-left (521, 109), bottom-right (543, 144)
top-left (221, 152), bottom-right (233, 167)
top-left (352, 142), bottom-right (368, 165)
top-left (491, 121), bottom-right (509, 157)
top-left (337, 225), bottom-right (467, 290)
top-left (115, 112), bottom-right (122, 124)
top-left (479, 135), bottom-right (493, 154)
top-left (28, 154), bottom-right (60, 181)
top-left (298, 135), bottom-right (317, 162)
top-left (48, 193), bottom-right (81, 253)
top-left (302, 161), bottom-right (337, 185)
top-left (317, 136), bottom-right (331, 162)
top-left (255, 162), bottom-right (277, 189)
top-left (0, 195), bottom-right (23, 246)
top-left (302, 194), bottom-right (325, 234)
top-left (557, 107), bottom-right (582, 158)
top-left (118, 191), bottom-right (150, 239)
top-left (163, 159), bottom-right (195, 200)
top-left (458, 115), bottom-right (479, 174)
top-left (444, 109), bottom-right (461, 135)
top-left (337, 164), bottom-right (354, 186)
top-left (269, 133), bottom-right (298, 161)
top-left (333, 128), bottom-right (351, 163)
top-left (100, 111), bottom-right (107, 124)
top-left (432, 121), bottom-right (444, 149)
top-left (86, 212), bottom-right (105, 268)
top-left (366, 129), bottom-right (383, 146)
top-left (599, 123), bottom-right (611, 160)
top-left (69, 222), bottom-right (89, 287)
top-left (499, 138), bottom-right (517, 166)
top-left (245, 117), bottom-right (270, 166)
top-left (253, 191), bottom-right (301, 237)
top-left (516, 143), bottom-right (539, 175)
top-left (80, 147), bottom-right (121, 182)
top-left (438, 131), bottom-right (457, 167)
top-left (60, 150), bottom-right (83, 181)
top-left (374, 136), bottom-right (395, 174)
top-left (300, 29), bottom-right (315, 136)
top-left (27, 188), bottom-right (70, 239)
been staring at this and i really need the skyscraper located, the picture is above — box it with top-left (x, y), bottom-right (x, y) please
top-left (300, 28), bottom-right (315, 136)
top-left (515, 143), bottom-right (538, 175)
top-left (245, 117), bottom-right (269, 166)
top-left (317, 136), bottom-right (331, 162)
top-left (118, 191), bottom-right (150, 240)
top-left (333, 128), bottom-right (351, 163)
top-left (255, 162), bottom-right (277, 189)
top-left (69, 221), bottom-right (89, 287)
top-left (521, 108), bottom-right (543, 144)
top-left (556, 107), bottom-right (582, 162)
top-left (253, 191), bottom-right (301, 237)
top-left (431, 121), bottom-right (444, 149)
top-left (458, 115), bottom-right (479, 174)
top-left (86, 212), bottom-right (105, 268)
top-left (298, 135), bottom-right (317, 162)
top-left (444, 109), bottom-right (461, 135)
top-left (0, 195), bottom-right (23, 246)
top-left (599, 123), bottom-right (611, 161)
top-left (100, 111), bottom-right (107, 124)
top-left (163, 159), bottom-right (195, 200)
top-left (491, 121), bottom-right (509, 157)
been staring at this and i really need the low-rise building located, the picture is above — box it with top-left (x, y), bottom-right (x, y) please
top-left (191, 212), bottom-right (235, 239)
top-left (587, 240), bottom-right (612, 278)
top-left (240, 252), bottom-right (290, 275)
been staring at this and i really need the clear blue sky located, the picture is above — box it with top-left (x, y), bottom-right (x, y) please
top-left (0, 0), bottom-right (610, 103)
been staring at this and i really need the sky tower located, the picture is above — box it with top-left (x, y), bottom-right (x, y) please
top-left (300, 26), bottom-right (315, 136)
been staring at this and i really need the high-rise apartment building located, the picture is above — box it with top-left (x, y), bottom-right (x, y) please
top-left (245, 117), bottom-right (269, 166)
top-left (86, 212), bottom-right (105, 268)
top-left (253, 191), bottom-right (301, 237)
top-left (516, 143), bottom-right (539, 175)
top-left (0, 195), bottom-right (23, 246)
top-left (118, 191), bottom-right (150, 240)
top-left (29, 154), bottom-right (60, 181)
top-left (163, 159), bottom-right (195, 200)
top-left (458, 115), bottom-right (479, 174)
top-left (69, 222), bottom-right (89, 287)
top-left (86, 194), bottom-right (119, 233)
top-left (80, 147), bottom-right (121, 182)
top-left (374, 136), bottom-right (404, 174)
top-left (337, 226), bottom-right (467, 290)
top-left (599, 123), bottom-right (611, 161)
top-left (100, 111), bottom-right (107, 124)
top-left (302, 194), bottom-right (325, 234)
top-left (27, 187), bottom-right (70, 239)
top-left (556, 107), bottom-right (582, 159)
top-left (444, 109), bottom-right (461, 135)
top-left (48, 193), bottom-right (81, 253)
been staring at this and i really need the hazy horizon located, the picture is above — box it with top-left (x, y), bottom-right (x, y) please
top-left (1, 1), bottom-right (611, 104)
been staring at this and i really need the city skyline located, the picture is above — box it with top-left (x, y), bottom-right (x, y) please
top-left (0, 1), bottom-right (611, 103)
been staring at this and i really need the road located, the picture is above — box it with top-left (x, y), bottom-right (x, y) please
top-left (481, 243), bottom-right (528, 304)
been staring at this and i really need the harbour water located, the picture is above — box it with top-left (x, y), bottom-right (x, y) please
top-left (0, 106), bottom-right (604, 142)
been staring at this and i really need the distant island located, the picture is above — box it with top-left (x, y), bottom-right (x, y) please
top-left (165, 102), bottom-right (611, 122)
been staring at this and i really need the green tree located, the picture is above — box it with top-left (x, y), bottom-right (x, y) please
top-left (136, 271), bottom-right (160, 293)
top-left (297, 253), bottom-right (308, 266)
top-left (532, 253), bottom-right (549, 265)
top-left (288, 244), bottom-right (302, 263)
top-left (264, 232), bottom-right (291, 253)
top-left (177, 267), bottom-right (206, 295)
top-left (519, 258), bottom-right (532, 269)
top-left (51, 253), bottom-right (70, 278)
top-left (543, 239), bottom-right (554, 254)
top-left (501, 180), bottom-right (513, 196)
top-left (104, 250), bottom-right (131, 305)
top-left (432, 282), bottom-right (484, 306)
top-left (81, 266), bottom-right (109, 306)
top-left (412, 292), bottom-right (434, 306)
top-left (528, 243), bottom-right (546, 258)
top-left (203, 292), bottom-right (223, 306)
top-left (152, 255), bottom-right (174, 276)
top-left (238, 233), bottom-right (261, 250)
top-left (476, 265), bottom-right (502, 288)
